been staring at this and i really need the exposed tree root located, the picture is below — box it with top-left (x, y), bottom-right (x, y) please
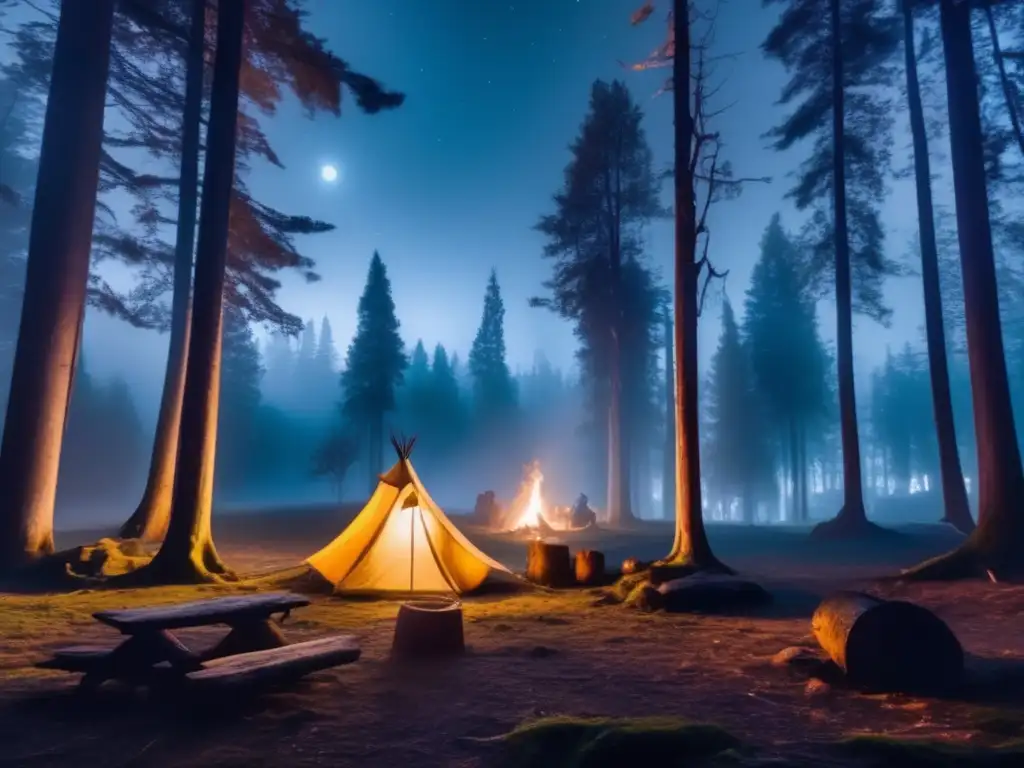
top-left (938, 510), bottom-right (975, 537)
top-left (649, 557), bottom-right (734, 585)
top-left (0, 539), bottom-right (156, 592)
top-left (901, 538), bottom-right (1024, 583)
top-left (97, 540), bottom-right (237, 588)
top-left (900, 546), bottom-right (984, 581)
top-left (0, 550), bottom-right (90, 592)
top-left (810, 507), bottom-right (896, 541)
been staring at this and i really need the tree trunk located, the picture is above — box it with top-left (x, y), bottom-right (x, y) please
top-left (662, 306), bottom-right (676, 520)
top-left (633, 435), bottom-right (648, 519)
top-left (119, 0), bottom-right (206, 543)
top-left (902, 0), bottom-right (974, 537)
top-left (132, 0), bottom-right (246, 585)
top-left (984, 3), bottom-right (1024, 160)
top-left (366, 421), bottom-right (375, 496)
top-left (905, 1), bottom-right (1024, 580)
top-left (662, 0), bottom-right (729, 573)
top-left (798, 425), bottom-right (809, 523)
top-left (812, 0), bottom-right (878, 539)
top-left (788, 418), bottom-right (799, 522)
top-left (0, 0), bottom-right (115, 570)
top-left (606, 329), bottom-right (633, 526)
top-left (620, 379), bottom-right (635, 523)
top-left (865, 443), bottom-right (875, 498)
top-left (741, 484), bottom-right (755, 525)
top-left (371, 414), bottom-right (383, 491)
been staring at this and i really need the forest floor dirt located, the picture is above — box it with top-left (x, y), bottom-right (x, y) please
top-left (0, 510), bottom-right (1023, 767)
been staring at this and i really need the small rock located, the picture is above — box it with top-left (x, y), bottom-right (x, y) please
top-left (621, 557), bottom-right (646, 575)
top-left (771, 646), bottom-right (823, 670)
top-left (805, 678), bottom-right (832, 697)
top-left (536, 615), bottom-right (570, 625)
top-left (528, 645), bottom-right (557, 658)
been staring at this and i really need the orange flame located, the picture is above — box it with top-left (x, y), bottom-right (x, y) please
top-left (511, 465), bottom-right (548, 531)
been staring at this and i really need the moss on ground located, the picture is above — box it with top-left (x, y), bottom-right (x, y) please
top-left (497, 715), bottom-right (741, 768)
top-left (493, 715), bottom-right (1024, 768)
top-left (609, 571), bottom-right (649, 602)
top-left (834, 734), bottom-right (1024, 767)
top-left (969, 708), bottom-right (1024, 738)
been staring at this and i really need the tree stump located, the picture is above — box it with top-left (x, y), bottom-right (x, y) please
top-left (811, 591), bottom-right (964, 694)
top-left (391, 599), bottom-right (465, 659)
top-left (574, 550), bottom-right (605, 586)
top-left (526, 541), bottom-right (572, 587)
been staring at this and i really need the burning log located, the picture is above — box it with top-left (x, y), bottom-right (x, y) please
top-left (574, 550), bottom-right (606, 586)
top-left (391, 599), bottom-right (465, 659)
top-left (526, 540), bottom-right (573, 587)
top-left (811, 591), bottom-right (964, 694)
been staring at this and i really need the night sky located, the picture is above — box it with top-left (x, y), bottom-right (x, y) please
top-left (24, 1), bottom-right (930, 418)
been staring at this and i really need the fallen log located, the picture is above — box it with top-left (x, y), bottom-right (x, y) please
top-left (391, 599), bottom-right (465, 659)
top-left (811, 591), bottom-right (964, 694)
top-left (657, 572), bottom-right (770, 613)
top-left (574, 550), bottom-right (605, 586)
top-left (526, 541), bottom-right (573, 587)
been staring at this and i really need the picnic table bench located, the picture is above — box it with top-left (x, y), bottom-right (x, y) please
top-left (37, 592), bottom-right (360, 694)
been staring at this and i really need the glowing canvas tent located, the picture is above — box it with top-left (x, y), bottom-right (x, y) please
top-left (306, 437), bottom-right (516, 594)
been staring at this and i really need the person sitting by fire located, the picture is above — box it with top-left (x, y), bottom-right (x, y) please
top-left (571, 493), bottom-right (597, 530)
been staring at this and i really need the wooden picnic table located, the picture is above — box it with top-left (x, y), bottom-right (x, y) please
top-left (38, 591), bottom-right (360, 694)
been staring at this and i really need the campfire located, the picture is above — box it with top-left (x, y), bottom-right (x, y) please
top-left (516, 469), bottom-right (546, 530)
top-left (497, 462), bottom-right (557, 536)
top-left (505, 462), bottom-right (580, 534)
top-left (507, 462), bottom-right (553, 533)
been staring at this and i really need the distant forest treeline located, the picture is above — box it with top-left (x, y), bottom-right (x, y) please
top-left (4, 0), bottom-right (1024, 540)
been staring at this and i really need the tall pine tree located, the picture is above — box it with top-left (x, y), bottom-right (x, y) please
top-left (743, 215), bottom-right (830, 522)
top-left (399, 339), bottom-right (434, 444)
top-left (340, 251), bottom-right (407, 493)
top-left (217, 305), bottom-right (264, 494)
top-left (430, 344), bottom-right (466, 455)
top-left (705, 300), bottom-right (773, 523)
top-left (534, 79), bottom-right (664, 527)
top-left (763, 0), bottom-right (900, 537)
top-left (469, 270), bottom-right (517, 423)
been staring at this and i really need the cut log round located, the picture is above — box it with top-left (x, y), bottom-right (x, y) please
top-left (526, 541), bottom-right (573, 587)
top-left (574, 550), bottom-right (606, 586)
top-left (811, 591), bottom-right (964, 694)
top-left (391, 599), bottom-right (465, 659)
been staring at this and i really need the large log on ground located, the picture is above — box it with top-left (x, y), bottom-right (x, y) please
top-left (574, 550), bottom-right (606, 586)
top-left (811, 591), bottom-right (964, 693)
top-left (526, 541), bottom-right (572, 587)
top-left (391, 599), bottom-right (465, 659)
top-left (657, 572), bottom-right (770, 613)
